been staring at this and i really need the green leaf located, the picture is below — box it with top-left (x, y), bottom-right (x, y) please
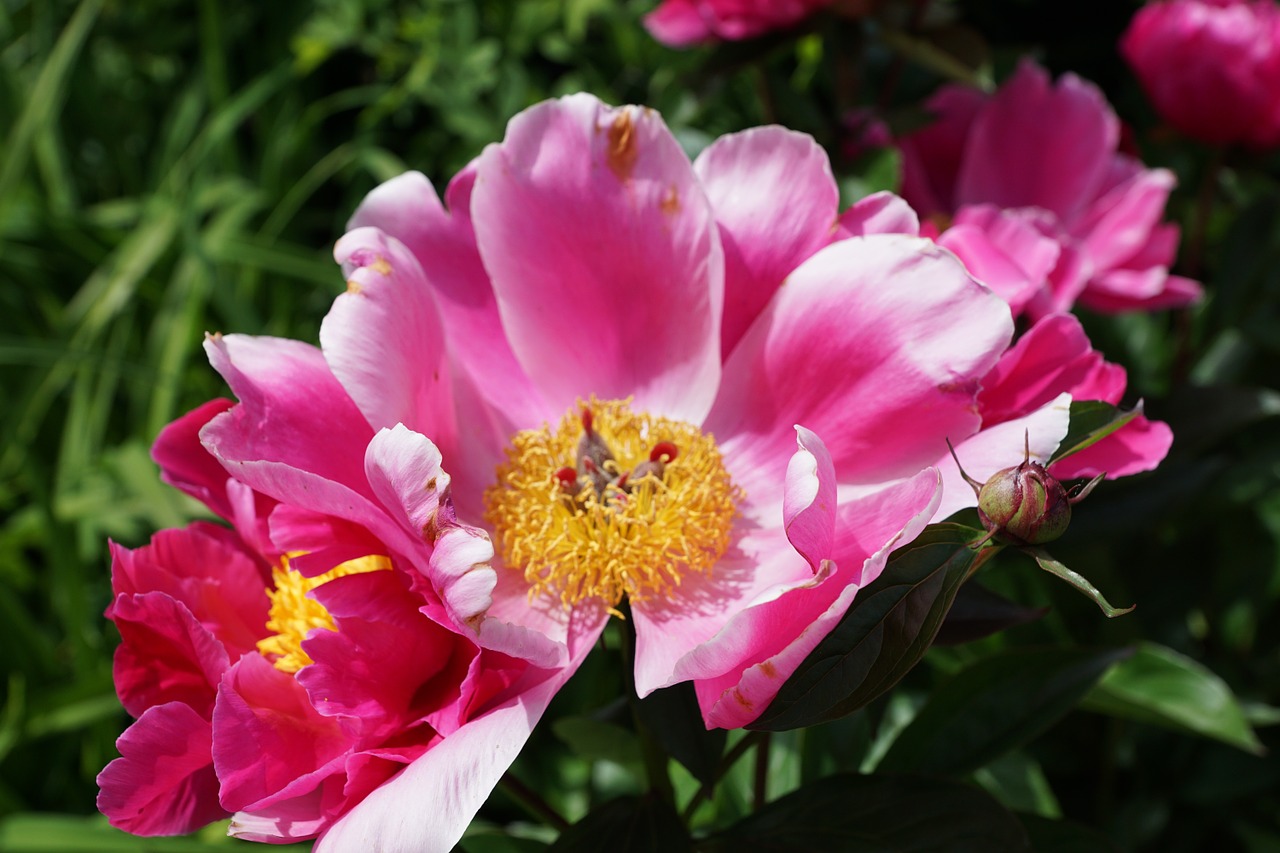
top-left (750, 524), bottom-right (991, 731)
top-left (1017, 813), bottom-right (1122, 853)
top-left (877, 646), bottom-right (1131, 777)
top-left (1028, 548), bottom-right (1136, 618)
top-left (699, 774), bottom-right (1030, 852)
top-left (459, 824), bottom-right (550, 853)
top-left (635, 681), bottom-right (726, 787)
top-left (550, 716), bottom-right (642, 768)
top-left (839, 147), bottom-right (902, 202)
top-left (1080, 642), bottom-right (1265, 755)
top-left (547, 794), bottom-right (690, 853)
top-left (973, 752), bottom-right (1061, 818)
top-left (1048, 401), bottom-right (1142, 467)
top-left (933, 581), bottom-right (1048, 646)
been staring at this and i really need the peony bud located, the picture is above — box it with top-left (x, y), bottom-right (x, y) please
top-left (976, 458), bottom-right (1072, 546)
top-left (948, 433), bottom-right (1103, 548)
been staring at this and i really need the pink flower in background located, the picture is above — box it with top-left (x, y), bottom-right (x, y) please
top-left (897, 59), bottom-right (1202, 316)
top-left (842, 223), bottom-right (1174, 522)
top-left (645, 0), bottom-right (833, 46)
top-left (1121, 0), bottom-right (1280, 149)
top-left (98, 399), bottom-right (583, 848)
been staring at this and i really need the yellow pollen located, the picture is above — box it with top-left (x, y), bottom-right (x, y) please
top-left (483, 398), bottom-right (740, 611)
top-left (257, 554), bottom-right (392, 673)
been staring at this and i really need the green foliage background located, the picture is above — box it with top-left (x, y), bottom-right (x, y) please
top-left (0, 0), bottom-right (1277, 850)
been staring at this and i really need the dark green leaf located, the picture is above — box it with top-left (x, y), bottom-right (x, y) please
top-left (550, 716), bottom-right (642, 767)
top-left (1080, 642), bottom-right (1265, 755)
top-left (547, 794), bottom-right (690, 853)
top-left (457, 826), bottom-right (549, 853)
top-left (635, 681), bottom-right (726, 787)
top-left (750, 523), bottom-right (990, 731)
top-left (1028, 548), bottom-right (1136, 618)
top-left (933, 581), bottom-right (1048, 645)
top-left (1018, 813), bottom-right (1122, 853)
top-left (1048, 401), bottom-right (1142, 466)
top-left (699, 773), bottom-right (1029, 853)
top-left (877, 646), bottom-right (1131, 777)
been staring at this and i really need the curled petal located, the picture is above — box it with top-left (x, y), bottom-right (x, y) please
top-left (97, 702), bottom-right (225, 836)
top-left (213, 654), bottom-right (351, 813)
top-left (109, 592), bottom-right (229, 718)
top-left (836, 191), bottom-right (921, 238)
top-left (109, 526), bottom-right (268, 660)
top-left (326, 227), bottom-right (455, 452)
top-left (783, 426), bottom-right (837, 574)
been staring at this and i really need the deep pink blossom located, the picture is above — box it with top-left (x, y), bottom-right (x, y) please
top-left (98, 400), bottom-right (586, 848)
top-left (645, 0), bottom-right (832, 46)
top-left (898, 59), bottom-right (1202, 316)
top-left (1121, 0), bottom-right (1280, 148)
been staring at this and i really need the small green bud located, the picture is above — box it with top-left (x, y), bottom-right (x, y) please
top-left (977, 459), bottom-right (1071, 546)
top-left (947, 433), bottom-right (1104, 549)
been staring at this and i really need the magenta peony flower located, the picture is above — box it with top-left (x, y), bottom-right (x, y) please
top-left (97, 399), bottom-right (588, 848)
top-left (1121, 0), bottom-right (1280, 148)
top-left (644, 0), bottom-right (833, 46)
top-left (897, 59), bottom-right (1203, 316)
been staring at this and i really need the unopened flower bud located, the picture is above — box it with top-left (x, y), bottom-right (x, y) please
top-left (947, 433), bottom-right (1104, 549)
top-left (977, 459), bottom-right (1071, 546)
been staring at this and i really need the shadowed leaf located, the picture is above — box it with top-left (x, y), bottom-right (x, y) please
top-left (699, 773), bottom-right (1029, 852)
top-left (877, 646), bottom-right (1132, 777)
top-left (750, 523), bottom-right (991, 731)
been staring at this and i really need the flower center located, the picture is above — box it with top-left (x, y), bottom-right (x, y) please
top-left (484, 398), bottom-right (739, 611)
top-left (257, 554), bottom-right (392, 673)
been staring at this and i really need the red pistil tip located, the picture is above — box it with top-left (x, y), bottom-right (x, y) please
top-left (650, 441), bottom-right (678, 463)
top-left (580, 407), bottom-right (594, 435)
top-left (555, 467), bottom-right (579, 489)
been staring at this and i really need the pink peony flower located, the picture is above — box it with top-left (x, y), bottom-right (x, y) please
top-left (102, 93), bottom-right (1174, 851)
top-left (97, 399), bottom-right (588, 848)
top-left (189, 93), bottom-right (1091, 847)
top-left (644, 0), bottom-right (833, 46)
top-left (1121, 0), bottom-right (1280, 149)
top-left (897, 59), bottom-right (1203, 316)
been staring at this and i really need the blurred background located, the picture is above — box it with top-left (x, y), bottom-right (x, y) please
top-left (0, 0), bottom-right (1277, 850)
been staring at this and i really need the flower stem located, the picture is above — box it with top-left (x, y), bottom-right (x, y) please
top-left (877, 0), bottom-right (932, 110)
top-left (618, 604), bottom-right (676, 807)
top-left (1186, 143), bottom-right (1226, 280)
top-left (680, 730), bottom-right (766, 823)
top-left (753, 731), bottom-right (772, 810)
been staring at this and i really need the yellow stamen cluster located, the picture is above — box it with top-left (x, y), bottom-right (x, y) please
top-left (484, 398), bottom-right (739, 610)
top-left (257, 554), bottom-right (392, 673)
